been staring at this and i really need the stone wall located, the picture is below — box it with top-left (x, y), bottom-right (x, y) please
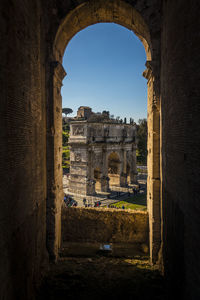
top-left (62, 207), bottom-right (149, 247)
top-left (0, 0), bottom-right (48, 299)
top-left (161, 1), bottom-right (200, 298)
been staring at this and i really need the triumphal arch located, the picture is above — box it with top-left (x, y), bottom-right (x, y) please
top-left (68, 120), bottom-right (137, 196)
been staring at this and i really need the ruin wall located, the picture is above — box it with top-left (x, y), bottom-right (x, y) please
top-left (62, 207), bottom-right (149, 247)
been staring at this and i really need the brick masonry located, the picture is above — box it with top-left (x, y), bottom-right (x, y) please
top-left (161, 1), bottom-right (200, 298)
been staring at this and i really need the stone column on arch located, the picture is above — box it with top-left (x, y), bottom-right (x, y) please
top-left (119, 149), bottom-right (127, 187)
top-left (143, 60), bottom-right (161, 264)
top-left (46, 61), bottom-right (66, 261)
top-left (130, 146), bottom-right (138, 184)
top-left (86, 148), bottom-right (96, 195)
top-left (100, 148), bottom-right (110, 192)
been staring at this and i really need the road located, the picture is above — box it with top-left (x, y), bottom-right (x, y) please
top-left (63, 173), bottom-right (147, 208)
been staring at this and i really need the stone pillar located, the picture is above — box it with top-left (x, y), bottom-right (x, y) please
top-left (86, 150), bottom-right (96, 195)
top-left (130, 146), bottom-right (138, 184)
top-left (143, 60), bottom-right (161, 263)
top-left (86, 178), bottom-right (96, 195)
top-left (100, 176), bottom-right (110, 192)
top-left (130, 172), bottom-right (137, 184)
top-left (120, 172), bottom-right (127, 187)
top-left (120, 149), bottom-right (127, 187)
top-left (101, 149), bottom-right (110, 192)
top-left (47, 61), bottom-right (66, 260)
top-left (69, 144), bottom-right (96, 196)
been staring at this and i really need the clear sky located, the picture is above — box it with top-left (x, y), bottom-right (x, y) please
top-left (61, 23), bottom-right (147, 123)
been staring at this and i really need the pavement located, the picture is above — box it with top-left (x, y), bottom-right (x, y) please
top-left (63, 173), bottom-right (147, 208)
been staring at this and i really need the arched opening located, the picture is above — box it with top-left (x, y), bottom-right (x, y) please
top-left (108, 152), bottom-right (121, 186)
top-left (94, 167), bottom-right (101, 193)
top-left (53, 1), bottom-right (152, 63)
top-left (47, 0), bottom-right (161, 264)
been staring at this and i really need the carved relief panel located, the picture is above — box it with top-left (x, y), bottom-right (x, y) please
top-left (74, 153), bottom-right (82, 162)
top-left (72, 125), bottom-right (84, 136)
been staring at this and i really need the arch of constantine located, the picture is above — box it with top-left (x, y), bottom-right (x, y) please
top-left (68, 120), bottom-right (137, 196)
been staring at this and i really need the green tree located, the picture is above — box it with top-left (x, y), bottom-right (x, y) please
top-left (136, 118), bottom-right (147, 165)
top-left (62, 146), bottom-right (70, 171)
top-left (62, 107), bottom-right (73, 116)
top-left (62, 130), bottom-right (69, 146)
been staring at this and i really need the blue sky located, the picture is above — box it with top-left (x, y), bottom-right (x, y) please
top-left (61, 23), bottom-right (147, 123)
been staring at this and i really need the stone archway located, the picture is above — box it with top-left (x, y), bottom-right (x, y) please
top-left (108, 151), bottom-right (121, 186)
top-left (47, 0), bottom-right (161, 264)
top-left (94, 167), bottom-right (102, 192)
top-left (53, 1), bottom-right (152, 63)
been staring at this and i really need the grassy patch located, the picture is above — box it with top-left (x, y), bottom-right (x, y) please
top-left (109, 193), bottom-right (147, 210)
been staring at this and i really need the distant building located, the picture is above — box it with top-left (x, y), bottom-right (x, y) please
top-left (77, 106), bottom-right (92, 119)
